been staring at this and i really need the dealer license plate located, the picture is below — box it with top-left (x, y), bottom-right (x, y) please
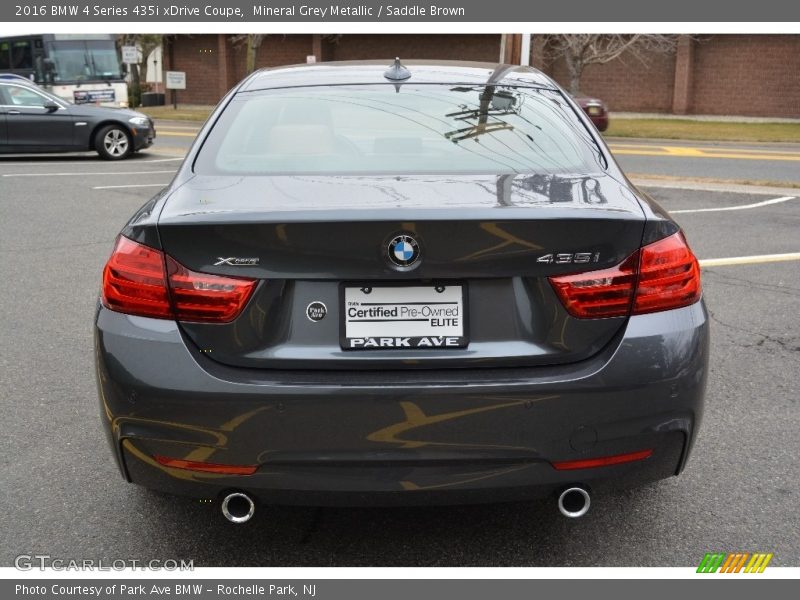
top-left (341, 284), bottom-right (467, 350)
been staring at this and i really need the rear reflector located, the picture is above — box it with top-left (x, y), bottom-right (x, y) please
top-left (549, 231), bottom-right (701, 318)
top-left (551, 449), bottom-right (653, 471)
top-left (154, 455), bottom-right (258, 475)
top-left (101, 236), bottom-right (257, 323)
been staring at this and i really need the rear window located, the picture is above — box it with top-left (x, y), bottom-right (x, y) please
top-left (194, 84), bottom-right (605, 176)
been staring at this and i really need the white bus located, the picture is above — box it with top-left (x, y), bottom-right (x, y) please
top-left (0, 34), bottom-right (129, 107)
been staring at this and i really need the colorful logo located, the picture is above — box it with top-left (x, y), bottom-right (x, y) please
top-left (387, 234), bottom-right (420, 268)
top-left (697, 552), bottom-right (773, 573)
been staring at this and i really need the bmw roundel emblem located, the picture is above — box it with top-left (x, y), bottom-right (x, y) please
top-left (387, 234), bottom-right (420, 268)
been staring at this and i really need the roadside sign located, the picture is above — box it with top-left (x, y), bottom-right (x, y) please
top-left (165, 71), bottom-right (186, 90)
top-left (74, 89), bottom-right (116, 105)
top-left (121, 45), bottom-right (139, 64)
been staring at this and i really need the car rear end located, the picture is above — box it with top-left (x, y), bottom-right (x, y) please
top-left (94, 63), bottom-right (707, 512)
top-left (575, 96), bottom-right (609, 132)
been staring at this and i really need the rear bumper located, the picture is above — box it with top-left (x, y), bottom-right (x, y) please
top-left (94, 301), bottom-right (709, 506)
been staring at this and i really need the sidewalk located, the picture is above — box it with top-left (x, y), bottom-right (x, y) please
top-left (140, 104), bottom-right (215, 122)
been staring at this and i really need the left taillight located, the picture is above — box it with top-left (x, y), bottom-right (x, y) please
top-left (166, 255), bottom-right (257, 323)
top-left (102, 236), bottom-right (172, 319)
top-left (101, 236), bottom-right (256, 323)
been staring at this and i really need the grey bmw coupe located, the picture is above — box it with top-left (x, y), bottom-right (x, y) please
top-left (95, 60), bottom-right (708, 523)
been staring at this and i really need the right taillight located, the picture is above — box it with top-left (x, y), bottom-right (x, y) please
top-left (547, 253), bottom-right (638, 318)
top-left (550, 231), bottom-right (701, 318)
top-left (633, 231), bottom-right (702, 314)
top-left (101, 236), bottom-right (256, 323)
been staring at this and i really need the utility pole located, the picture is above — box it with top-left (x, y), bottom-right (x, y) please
top-left (499, 34), bottom-right (524, 64)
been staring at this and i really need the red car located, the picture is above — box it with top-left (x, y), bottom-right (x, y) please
top-left (574, 96), bottom-right (609, 132)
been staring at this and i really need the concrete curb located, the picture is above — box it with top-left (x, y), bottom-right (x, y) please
top-left (612, 112), bottom-right (800, 124)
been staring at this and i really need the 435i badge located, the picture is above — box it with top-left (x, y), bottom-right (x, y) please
top-left (536, 252), bottom-right (600, 264)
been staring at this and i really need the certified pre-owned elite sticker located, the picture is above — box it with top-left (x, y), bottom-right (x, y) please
top-left (342, 284), bottom-right (466, 349)
top-left (306, 302), bottom-right (327, 322)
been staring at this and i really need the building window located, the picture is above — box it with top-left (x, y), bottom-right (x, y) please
top-left (0, 42), bottom-right (10, 69)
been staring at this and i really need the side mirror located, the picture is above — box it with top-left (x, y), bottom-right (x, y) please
top-left (43, 101), bottom-right (59, 112)
top-left (120, 63), bottom-right (128, 76)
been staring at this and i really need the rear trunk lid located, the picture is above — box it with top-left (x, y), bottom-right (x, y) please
top-left (157, 173), bottom-right (645, 369)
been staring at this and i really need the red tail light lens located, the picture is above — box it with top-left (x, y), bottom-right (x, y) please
top-left (166, 256), bottom-right (257, 323)
top-left (549, 231), bottom-right (701, 318)
top-left (102, 236), bottom-right (172, 319)
top-left (101, 236), bottom-right (256, 323)
top-left (548, 252), bottom-right (638, 318)
top-left (633, 231), bottom-right (702, 314)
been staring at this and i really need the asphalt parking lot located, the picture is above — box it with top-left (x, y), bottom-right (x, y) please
top-left (1, 148), bottom-right (798, 568)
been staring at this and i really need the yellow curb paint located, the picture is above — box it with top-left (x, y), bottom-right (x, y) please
top-left (157, 130), bottom-right (200, 137)
top-left (664, 146), bottom-right (706, 157)
top-left (609, 144), bottom-right (800, 162)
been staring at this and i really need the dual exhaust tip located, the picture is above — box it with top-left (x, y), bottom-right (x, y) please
top-left (557, 486), bottom-right (591, 518)
top-left (220, 487), bottom-right (590, 523)
top-left (221, 492), bottom-right (255, 524)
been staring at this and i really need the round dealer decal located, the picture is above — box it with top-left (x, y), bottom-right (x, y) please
top-left (306, 301), bottom-right (327, 322)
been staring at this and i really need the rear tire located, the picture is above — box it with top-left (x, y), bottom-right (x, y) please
top-left (95, 125), bottom-right (133, 160)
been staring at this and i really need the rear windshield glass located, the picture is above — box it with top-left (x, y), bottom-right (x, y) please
top-left (194, 84), bottom-right (605, 176)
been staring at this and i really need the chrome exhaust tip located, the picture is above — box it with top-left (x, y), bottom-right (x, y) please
top-left (557, 486), bottom-right (591, 518)
top-left (221, 492), bottom-right (255, 524)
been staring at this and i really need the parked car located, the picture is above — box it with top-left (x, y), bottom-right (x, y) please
top-left (0, 72), bottom-right (37, 84)
top-left (574, 95), bottom-right (609, 131)
top-left (0, 80), bottom-right (155, 159)
top-left (95, 60), bottom-right (707, 523)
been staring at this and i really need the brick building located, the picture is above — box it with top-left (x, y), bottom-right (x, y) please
top-left (163, 34), bottom-right (800, 118)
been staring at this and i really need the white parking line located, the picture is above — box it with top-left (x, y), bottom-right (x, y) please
top-left (0, 157), bottom-right (183, 167)
top-left (699, 252), bottom-right (800, 267)
top-left (3, 170), bottom-right (176, 177)
top-left (134, 156), bottom-right (184, 162)
top-left (671, 196), bottom-right (796, 214)
top-left (93, 183), bottom-right (168, 189)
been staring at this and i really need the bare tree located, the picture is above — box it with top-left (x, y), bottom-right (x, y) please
top-left (230, 34), bottom-right (266, 74)
top-left (542, 34), bottom-right (679, 94)
top-left (118, 34), bottom-right (162, 107)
